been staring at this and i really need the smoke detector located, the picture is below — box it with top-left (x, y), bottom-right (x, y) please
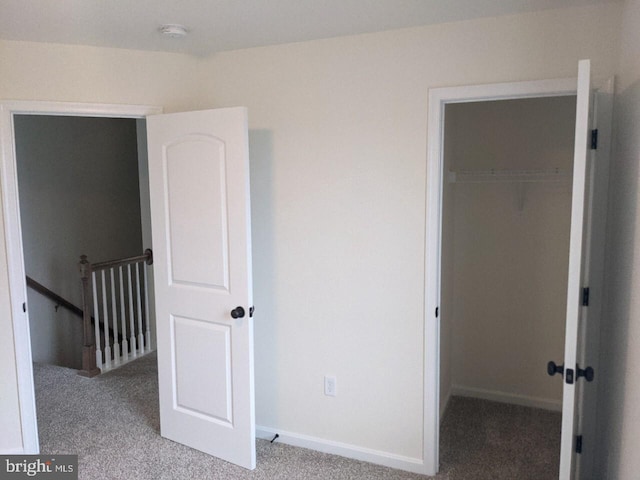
top-left (160, 24), bottom-right (188, 38)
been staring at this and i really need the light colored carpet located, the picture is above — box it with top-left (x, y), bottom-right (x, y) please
top-left (34, 353), bottom-right (437, 480)
top-left (34, 354), bottom-right (560, 479)
top-left (439, 396), bottom-right (561, 479)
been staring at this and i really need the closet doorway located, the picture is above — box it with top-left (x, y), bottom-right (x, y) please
top-left (425, 67), bottom-right (613, 478)
top-left (438, 95), bottom-right (576, 477)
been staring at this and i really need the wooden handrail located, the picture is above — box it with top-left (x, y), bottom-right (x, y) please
top-left (92, 249), bottom-right (153, 271)
top-left (26, 276), bottom-right (84, 318)
top-left (25, 275), bottom-right (121, 342)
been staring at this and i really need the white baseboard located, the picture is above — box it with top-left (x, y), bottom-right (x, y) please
top-left (451, 385), bottom-right (562, 411)
top-left (256, 425), bottom-right (426, 475)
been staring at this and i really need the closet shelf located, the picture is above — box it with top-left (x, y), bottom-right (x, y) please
top-left (448, 168), bottom-right (572, 184)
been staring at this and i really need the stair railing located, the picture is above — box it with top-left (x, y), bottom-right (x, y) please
top-left (26, 276), bottom-right (85, 319)
top-left (78, 249), bottom-right (153, 377)
top-left (26, 276), bottom-right (122, 373)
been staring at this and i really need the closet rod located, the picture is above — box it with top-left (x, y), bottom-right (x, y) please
top-left (449, 168), bottom-right (572, 184)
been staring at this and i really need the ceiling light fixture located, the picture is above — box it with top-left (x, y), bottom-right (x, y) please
top-left (160, 24), bottom-right (188, 38)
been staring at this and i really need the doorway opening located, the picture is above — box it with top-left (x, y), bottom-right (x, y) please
top-left (13, 112), bottom-right (158, 455)
top-left (437, 95), bottom-right (576, 477)
top-left (424, 67), bottom-right (612, 478)
top-left (14, 114), bottom-right (153, 371)
top-left (422, 77), bottom-right (581, 476)
top-left (5, 102), bottom-right (260, 470)
top-left (1, 101), bottom-right (162, 454)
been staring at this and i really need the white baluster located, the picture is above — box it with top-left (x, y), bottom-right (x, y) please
top-left (119, 266), bottom-right (128, 363)
top-left (143, 263), bottom-right (151, 352)
top-left (110, 268), bottom-right (120, 366)
top-left (92, 271), bottom-right (102, 370)
top-left (127, 264), bottom-right (136, 358)
top-left (101, 270), bottom-right (111, 370)
top-left (135, 262), bottom-right (144, 354)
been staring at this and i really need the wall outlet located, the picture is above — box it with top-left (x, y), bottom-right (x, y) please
top-left (324, 375), bottom-right (337, 397)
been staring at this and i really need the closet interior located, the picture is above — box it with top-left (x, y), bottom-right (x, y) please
top-left (439, 95), bottom-right (577, 467)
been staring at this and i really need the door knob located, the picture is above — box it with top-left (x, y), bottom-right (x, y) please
top-left (547, 361), bottom-right (564, 376)
top-left (230, 306), bottom-right (245, 319)
top-left (577, 365), bottom-right (594, 382)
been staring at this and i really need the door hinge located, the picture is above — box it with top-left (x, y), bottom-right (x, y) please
top-left (582, 287), bottom-right (590, 306)
top-left (435, 307), bottom-right (439, 318)
top-left (22, 302), bottom-right (26, 313)
top-left (591, 129), bottom-right (598, 150)
top-left (576, 435), bottom-right (583, 454)
top-left (249, 306), bottom-right (255, 318)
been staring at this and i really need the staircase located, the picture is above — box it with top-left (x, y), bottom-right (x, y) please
top-left (26, 249), bottom-right (155, 377)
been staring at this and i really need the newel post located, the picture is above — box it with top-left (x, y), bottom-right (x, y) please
top-left (78, 255), bottom-right (100, 377)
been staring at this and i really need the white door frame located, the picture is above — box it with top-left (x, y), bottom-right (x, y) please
top-left (423, 78), bottom-right (577, 475)
top-left (0, 100), bottom-right (162, 453)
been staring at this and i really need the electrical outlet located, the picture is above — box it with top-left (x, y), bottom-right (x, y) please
top-left (324, 375), bottom-right (337, 397)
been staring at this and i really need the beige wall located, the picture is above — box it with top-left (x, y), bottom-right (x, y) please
top-left (596, 0), bottom-right (640, 477)
top-left (444, 97), bottom-right (576, 409)
top-left (0, 40), bottom-right (202, 112)
top-left (0, 1), bottom-right (626, 465)
top-left (202, 4), bottom-right (621, 460)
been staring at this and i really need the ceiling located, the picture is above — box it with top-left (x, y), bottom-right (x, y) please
top-left (0, 0), bottom-right (619, 57)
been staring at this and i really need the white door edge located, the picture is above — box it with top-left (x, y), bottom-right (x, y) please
top-left (573, 76), bottom-right (615, 479)
top-left (424, 77), bottom-right (577, 475)
top-left (0, 100), bottom-right (162, 453)
top-left (560, 59), bottom-right (592, 480)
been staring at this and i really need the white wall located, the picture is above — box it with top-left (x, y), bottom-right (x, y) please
top-left (202, 4), bottom-right (621, 464)
top-left (14, 115), bottom-right (143, 369)
top-left (596, 0), bottom-right (640, 477)
top-left (444, 97), bottom-right (575, 410)
top-left (0, 2), bottom-right (626, 467)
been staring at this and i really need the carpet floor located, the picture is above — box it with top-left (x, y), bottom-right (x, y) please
top-left (439, 396), bottom-right (561, 479)
top-left (34, 353), bottom-right (560, 479)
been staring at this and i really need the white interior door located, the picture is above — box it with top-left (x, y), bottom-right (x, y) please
top-left (572, 77), bottom-right (613, 479)
top-left (559, 59), bottom-right (594, 479)
top-left (147, 107), bottom-right (255, 469)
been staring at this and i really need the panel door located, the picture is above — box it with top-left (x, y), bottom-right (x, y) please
top-left (559, 59), bottom-right (593, 480)
top-left (569, 78), bottom-right (614, 480)
top-left (147, 107), bottom-right (255, 469)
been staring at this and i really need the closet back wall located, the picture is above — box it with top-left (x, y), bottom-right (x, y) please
top-left (445, 96), bottom-right (576, 409)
